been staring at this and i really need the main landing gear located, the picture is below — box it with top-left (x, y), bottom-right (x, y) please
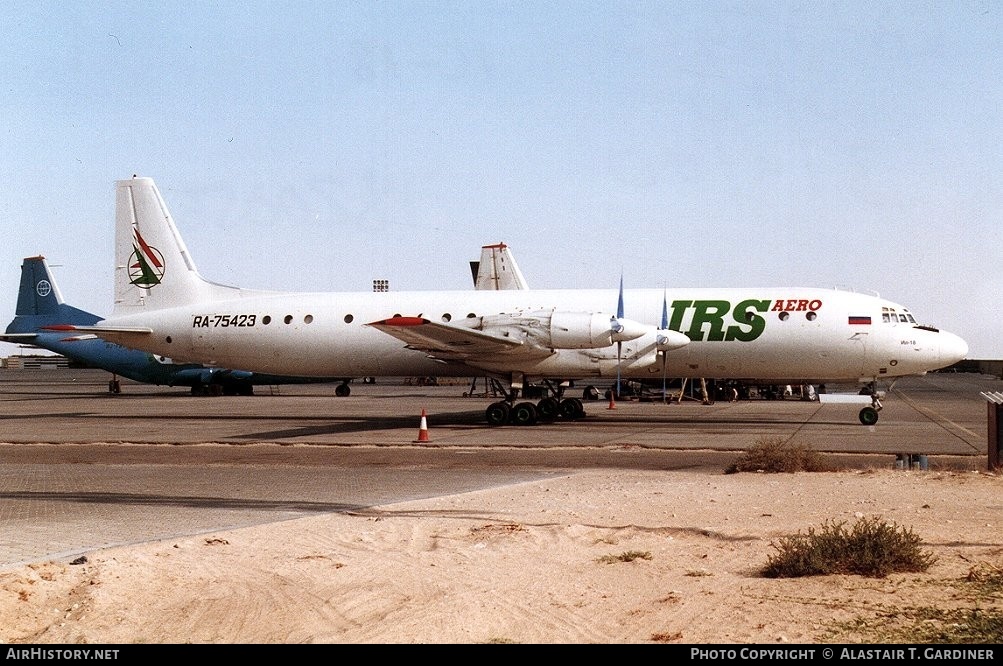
top-left (858, 381), bottom-right (883, 425)
top-left (485, 381), bottom-right (586, 426)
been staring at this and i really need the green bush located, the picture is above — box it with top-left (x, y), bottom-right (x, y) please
top-left (726, 436), bottom-right (830, 474)
top-left (762, 517), bottom-right (936, 578)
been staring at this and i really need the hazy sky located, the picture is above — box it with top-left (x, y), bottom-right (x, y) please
top-left (2, 1), bottom-right (1000, 358)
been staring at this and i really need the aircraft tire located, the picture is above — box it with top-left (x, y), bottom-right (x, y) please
top-left (511, 401), bottom-right (538, 426)
top-left (582, 385), bottom-right (600, 401)
top-left (335, 383), bottom-right (351, 397)
top-left (859, 407), bottom-right (879, 426)
top-left (559, 397), bottom-right (585, 420)
top-left (536, 397), bottom-right (560, 421)
top-left (485, 401), bottom-right (510, 426)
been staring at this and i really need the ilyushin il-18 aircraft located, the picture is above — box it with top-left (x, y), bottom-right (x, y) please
top-left (49, 176), bottom-right (968, 426)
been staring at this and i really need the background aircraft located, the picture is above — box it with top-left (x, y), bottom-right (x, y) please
top-left (470, 242), bottom-right (529, 290)
top-left (61, 177), bottom-right (968, 426)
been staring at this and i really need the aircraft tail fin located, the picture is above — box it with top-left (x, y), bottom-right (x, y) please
top-left (5, 256), bottom-right (100, 336)
top-left (471, 242), bottom-right (529, 290)
top-left (113, 177), bottom-right (247, 314)
top-left (15, 255), bottom-right (66, 317)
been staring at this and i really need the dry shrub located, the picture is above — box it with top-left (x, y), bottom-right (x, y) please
top-left (725, 436), bottom-right (830, 474)
top-left (762, 516), bottom-right (936, 578)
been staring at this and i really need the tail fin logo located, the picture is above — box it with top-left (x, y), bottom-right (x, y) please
top-left (128, 229), bottom-right (166, 288)
top-left (35, 280), bottom-right (52, 298)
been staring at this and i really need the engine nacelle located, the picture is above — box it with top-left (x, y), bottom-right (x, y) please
top-left (472, 309), bottom-right (653, 351)
top-left (550, 311), bottom-right (622, 349)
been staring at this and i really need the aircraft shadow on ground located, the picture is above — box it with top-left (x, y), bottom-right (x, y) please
top-left (2, 490), bottom-right (368, 513)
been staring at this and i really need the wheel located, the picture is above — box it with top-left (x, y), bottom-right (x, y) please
top-left (570, 398), bottom-right (586, 419)
top-left (559, 397), bottom-right (585, 420)
top-left (583, 385), bottom-right (600, 401)
top-left (485, 401), bottom-right (510, 426)
top-left (511, 401), bottom-right (538, 426)
top-left (536, 397), bottom-right (560, 421)
top-left (335, 383), bottom-right (351, 397)
top-left (859, 406), bottom-right (879, 426)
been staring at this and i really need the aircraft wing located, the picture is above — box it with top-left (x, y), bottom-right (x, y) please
top-left (367, 316), bottom-right (534, 363)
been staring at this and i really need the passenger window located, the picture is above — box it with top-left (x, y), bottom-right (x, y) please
top-left (344, 314), bottom-right (354, 324)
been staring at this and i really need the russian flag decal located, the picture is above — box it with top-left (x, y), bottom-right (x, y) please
top-left (848, 315), bottom-right (872, 325)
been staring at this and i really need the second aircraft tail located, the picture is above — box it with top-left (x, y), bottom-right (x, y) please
top-left (6, 256), bottom-right (100, 334)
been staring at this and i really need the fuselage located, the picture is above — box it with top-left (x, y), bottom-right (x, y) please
top-left (96, 286), bottom-right (969, 385)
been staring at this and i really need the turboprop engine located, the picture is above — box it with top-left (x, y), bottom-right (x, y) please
top-left (471, 309), bottom-right (650, 350)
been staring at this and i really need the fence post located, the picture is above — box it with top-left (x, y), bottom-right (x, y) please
top-left (980, 393), bottom-right (1003, 471)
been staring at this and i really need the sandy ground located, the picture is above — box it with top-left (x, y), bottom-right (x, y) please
top-left (2, 466), bottom-right (1002, 644)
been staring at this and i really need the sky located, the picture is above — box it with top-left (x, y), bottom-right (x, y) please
top-left (1, 1), bottom-right (1000, 358)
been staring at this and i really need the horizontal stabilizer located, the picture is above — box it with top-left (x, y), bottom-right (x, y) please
top-left (43, 324), bottom-right (155, 335)
top-left (0, 332), bottom-right (38, 341)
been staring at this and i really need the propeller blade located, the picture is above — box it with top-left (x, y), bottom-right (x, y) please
top-left (615, 274), bottom-right (625, 399)
top-left (661, 290), bottom-right (668, 403)
top-left (616, 340), bottom-right (622, 399)
top-left (660, 288), bottom-right (668, 330)
top-left (617, 274), bottom-right (625, 320)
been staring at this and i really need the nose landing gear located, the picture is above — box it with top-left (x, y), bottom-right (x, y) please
top-left (858, 381), bottom-right (883, 425)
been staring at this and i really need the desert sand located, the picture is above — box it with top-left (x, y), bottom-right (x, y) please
top-left (2, 465), bottom-right (1002, 644)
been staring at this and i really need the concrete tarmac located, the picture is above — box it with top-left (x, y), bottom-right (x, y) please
top-left (0, 369), bottom-right (996, 568)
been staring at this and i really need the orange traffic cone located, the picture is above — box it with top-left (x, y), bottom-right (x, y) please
top-left (414, 409), bottom-right (431, 442)
top-left (607, 390), bottom-right (617, 410)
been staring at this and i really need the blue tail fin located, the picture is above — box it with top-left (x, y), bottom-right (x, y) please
top-left (7, 256), bottom-right (99, 331)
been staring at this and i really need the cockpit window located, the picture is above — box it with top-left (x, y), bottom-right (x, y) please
top-left (882, 306), bottom-right (918, 325)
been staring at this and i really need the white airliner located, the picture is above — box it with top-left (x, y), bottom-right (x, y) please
top-left (50, 176), bottom-right (968, 426)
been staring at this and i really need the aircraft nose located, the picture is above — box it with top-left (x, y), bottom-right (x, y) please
top-left (939, 331), bottom-right (969, 366)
